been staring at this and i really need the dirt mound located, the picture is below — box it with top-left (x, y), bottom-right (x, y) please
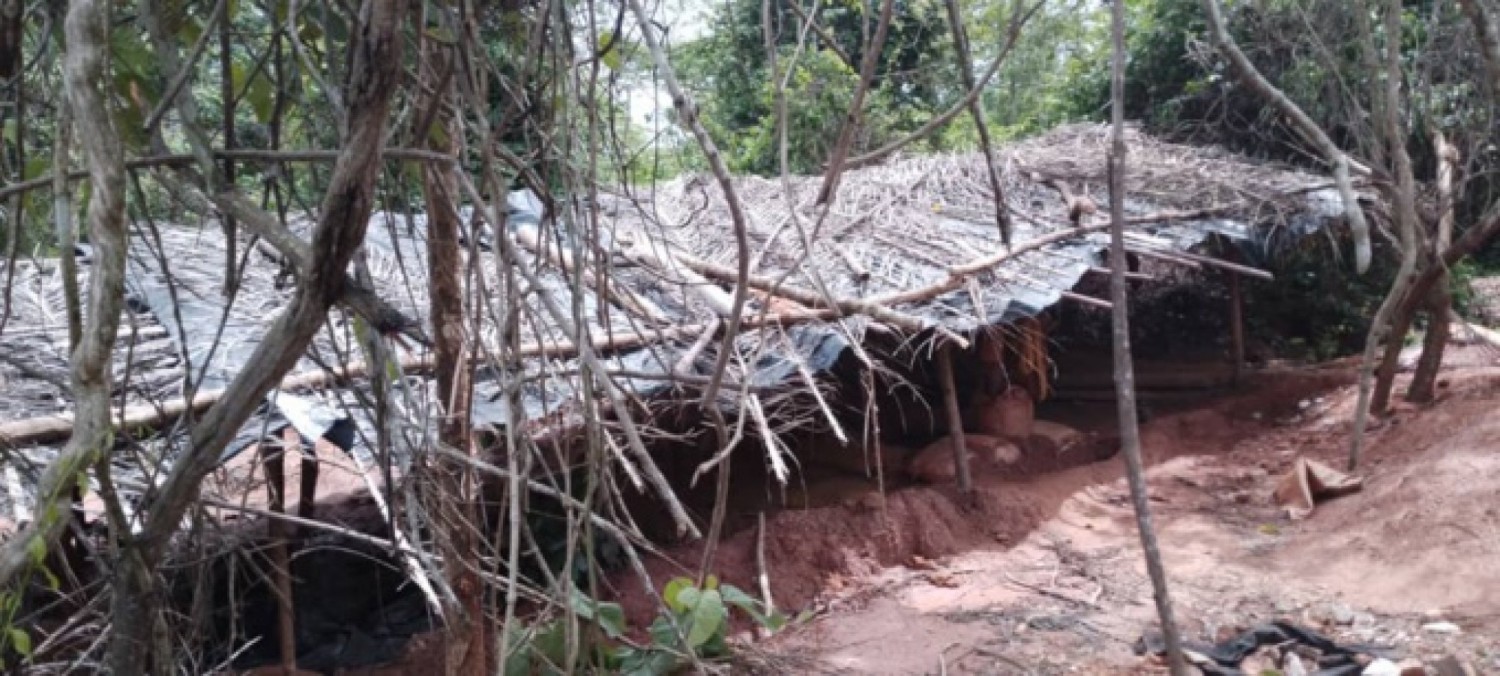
top-left (759, 364), bottom-right (1500, 674)
top-left (1270, 370), bottom-right (1500, 620)
top-left (616, 481), bottom-right (1051, 629)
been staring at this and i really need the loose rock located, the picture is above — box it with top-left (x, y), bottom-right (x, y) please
top-left (1421, 621), bottom-right (1462, 635)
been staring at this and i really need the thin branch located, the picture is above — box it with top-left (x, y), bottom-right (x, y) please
top-left (782, 0), bottom-right (854, 69)
top-left (943, 0), bottom-right (1011, 246)
top-left (841, 0), bottom-right (1044, 171)
top-left (815, 0), bottom-right (896, 205)
top-left (1199, 0), bottom-right (1374, 273)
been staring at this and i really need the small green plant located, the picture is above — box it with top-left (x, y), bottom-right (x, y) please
top-left (616, 575), bottom-right (786, 675)
top-left (502, 576), bottom-right (785, 676)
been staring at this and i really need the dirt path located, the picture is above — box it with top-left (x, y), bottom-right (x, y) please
top-left (746, 364), bottom-right (1500, 674)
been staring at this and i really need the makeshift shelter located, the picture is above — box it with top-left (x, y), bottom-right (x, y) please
top-left (0, 122), bottom-right (1369, 670)
top-left (0, 123), bottom-right (1353, 529)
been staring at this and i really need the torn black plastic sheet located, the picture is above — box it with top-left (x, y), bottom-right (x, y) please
top-left (1135, 620), bottom-right (1395, 676)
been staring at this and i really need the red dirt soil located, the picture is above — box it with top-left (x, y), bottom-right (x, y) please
top-left (286, 351), bottom-right (1500, 674)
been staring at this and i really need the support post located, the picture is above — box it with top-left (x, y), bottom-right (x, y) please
top-left (262, 429), bottom-right (298, 675)
top-left (936, 343), bottom-right (973, 494)
top-left (1228, 271), bottom-right (1244, 384)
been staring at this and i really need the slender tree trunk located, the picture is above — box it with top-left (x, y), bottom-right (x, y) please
top-left (1350, 0), bottom-right (1424, 470)
top-left (942, 0), bottom-right (1011, 246)
top-left (1408, 284), bottom-right (1451, 401)
top-left (0, 0), bottom-right (129, 600)
top-left (219, 5), bottom-right (239, 296)
top-left (1109, 1), bottom-right (1186, 673)
top-left (1408, 130), bottom-right (1460, 403)
top-left (1460, 0), bottom-right (1500, 93)
top-left (1371, 292), bottom-right (1420, 413)
top-left (418, 7), bottom-right (485, 673)
top-left (0, 0), bottom-right (19, 80)
top-left (842, 0), bottom-right (1039, 171)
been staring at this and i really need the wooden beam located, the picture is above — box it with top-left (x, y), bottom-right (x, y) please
top-left (935, 344), bottom-right (973, 493)
top-left (1087, 265), bottom-right (1153, 282)
top-left (261, 429), bottom-right (298, 675)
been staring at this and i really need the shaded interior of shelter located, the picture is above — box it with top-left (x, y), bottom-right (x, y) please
top-left (88, 242), bottom-right (1266, 673)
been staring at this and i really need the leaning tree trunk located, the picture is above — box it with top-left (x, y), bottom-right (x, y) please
top-left (0, 0), bottom-right (129, 602)
top-left (1370, 283), bottom-right (1423, 414)
top-left (1108, 1), bottom-right (1187, 673)
top-left (104, 1), bottom-right (410, 671)
top-left (1408, 130), bottom-right (1460, 403)
top-left (1349, 0), bottom-right (1424, 470)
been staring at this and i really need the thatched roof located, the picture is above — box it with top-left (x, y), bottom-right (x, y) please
top-left (0, 123), bottom-right (1349, 521)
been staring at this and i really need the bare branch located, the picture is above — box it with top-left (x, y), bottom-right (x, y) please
top-left (841, 0), bottom-right (1043, 171)
top-left (815, 0), bottom-right (896, 204)
top-left (1199, 0), bottom-right (1374, 273)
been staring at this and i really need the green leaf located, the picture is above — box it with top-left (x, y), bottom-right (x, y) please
top-left (178, 16), bottom-right (204, 45)
top-left (533, 621), bottom-right (568, 669)
top-left (39, 564), bottom-right (61, 592)
top-left (502, 627), bottom-right (537, 676)
top-left (247, 73), bottom-right (276, 124)
top-left (597, 31), bottom-right (622, 71)
top-left (426, 120), bottom-right (450, 150)
top-left (720, 584), bottom-right (778, 629)
top-left (23, 158), bottom-right (47, 181)
top-left (230, 62), bottom-right (249, 102)
top-left (662, 577), bottom-right (693, 613)
top-left (674, 585), bottom-right (699, 616)
top-left (684, 589), bottom-right (725, 649)
top-left (27, 536), bottom-right (47, 566)
top-left (619, 646), bottom-right (681, 676)
top-left (75, 471), bottom-right (91, 502)
top-left (7, 628), bottom-right (30, 658)
top-left (646, 615), bottom-right (679, 648)
top-left (569, 587), bottom-right (627, 639)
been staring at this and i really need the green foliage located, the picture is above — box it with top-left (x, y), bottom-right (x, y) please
top-left (502, 576), bottom-right (784, 676)
top-left (1245, 239), bottom-right (1401, 361)
top-left (672, 0), bottom-right (960, 175)
top-left (980, 0), bottom-right (1110, 138)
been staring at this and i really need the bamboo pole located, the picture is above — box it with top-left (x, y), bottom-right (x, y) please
top-left (935, 343), bottom-right (973, 494)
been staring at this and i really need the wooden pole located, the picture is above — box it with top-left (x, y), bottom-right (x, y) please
top-left (1113, 0), bottom-right (1186, 672)
top-left (262, 429), bottom-right (298, 675)
top-left (936, 343), bottom-right (973, 494)
top-left (1229, 271), bottom-right (1245, 384)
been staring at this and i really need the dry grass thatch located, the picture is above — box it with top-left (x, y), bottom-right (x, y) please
top-left (0, 123), bottom-right (1351, 520)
